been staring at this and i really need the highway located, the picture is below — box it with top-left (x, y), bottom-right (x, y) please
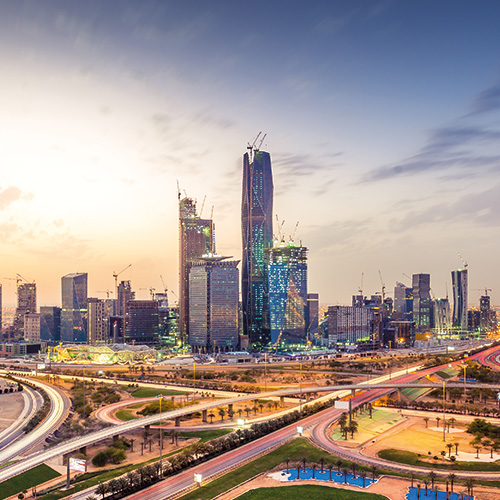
top-left (0, 385), bottom-right (40, 451)
top-left (0, 377), bottom-right (70, 466)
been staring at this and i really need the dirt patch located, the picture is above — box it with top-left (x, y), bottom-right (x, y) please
top-left (0, 392), bottom-right (25, 431)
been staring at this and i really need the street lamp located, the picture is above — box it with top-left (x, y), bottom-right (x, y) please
top-left (461, 363), bottom-right (467, 415)
top-left (156, 395), bottom-right (166, 472)
top-left (442, 381), bottom-right (446, 442)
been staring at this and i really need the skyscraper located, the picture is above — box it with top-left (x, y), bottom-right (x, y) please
top-left (61, 273), bottom-right (88, 343)
top-left (242, 148), bottom-right (273, 347)
top-left (117, 280), bottom-right (135, 317)
top-left (412, 273), bottom-right (432, 331)
top-left (14, 282), bottom-right (36, 336)
top-left (40, 306), bottom-right (61, 343)
top-left (451, 269), bottom-right (468, 332)
top-left (306, 293), bottom-right (319, 341)
top-left (264, 243), bottom-right (308, 345)
top-left (179, 195), bottom-right (214, 345)
top-left (188, 255), bottom-right (239, 352)
top-left (88, 298), bottom-right (106, 344)
top-left (125, 300), bottom-right (159, 344)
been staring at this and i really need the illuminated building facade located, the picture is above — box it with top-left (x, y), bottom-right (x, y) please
top-left (306, 293), bottom-right (319, 341)
top-left (61, 273), bottom-right (88, 343)
top-left (434, 298), bottom-right (450, 334)
top-left (242, 149), bottom-right (273, 347)
top-left (393, 282), bottom-right (413, 321)
top-left (412, 273), bottom-right (432, 331)
top-left (189, 256), bottom-right (239, 352)
top-left (117, 280), bottom-right (134, 317)
top-left (264, 243), bottom-right (307, 345)
top-left (451, 269), bottom-right (468, 332)
top-left (88, 298), bottom-right (107, 344)
top-left (179, 196), bottom-right (213, 345)
top-left (24, 313), bottom-right (40, 342)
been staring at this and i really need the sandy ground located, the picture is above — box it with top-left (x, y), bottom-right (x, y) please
top-left (0, 392), bottom-right (25, 431)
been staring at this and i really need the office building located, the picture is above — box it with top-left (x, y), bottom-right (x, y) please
top-left (179, 195), bottom-right (214, 346)
top-left (434, 298), bottom-right (450, 334)
top-left (189, 256), bottom-right (239, 352)
top-left (264, 243), bottom-right (308, 345)
top-left (394, 282), bottom-right (413, 321)
top-left (61, 273), bottom-right (88, 343)
top-left (327, 305), bottom-right (375, 346)
top-left (242, 148), bottom-right (273, 347)
top-left (124, 300), bottom-right (159, 344)
top-left (24, 313), bottom-right (41, 342)
top-left (451, 269), bottom-right (468, 332)
top-left (88, 298), bottom-right (107, 344)
top-left (40, 306), bottom-right (61, 343)
top-left (412, 273), bottom-right (432, 331)
top-left (479, 294), bottom-right (496, 333)
top-left (306, 293), bottom-right (319, 341)
top-left (14, 282), bottom-right (37, 336)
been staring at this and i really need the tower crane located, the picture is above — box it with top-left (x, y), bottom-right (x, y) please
top-left (290, 221), bottom-right (299, 243)
top-left (473, 287), bottom-right (492, 297)
top-left (97, 290), bottom-right (113, 299)
top-left (113, 264), bottom-right (132, 299)
top-left (247, 132), bottom-right (262, 162)
top-left (256, 133), bottom-right (267, 151)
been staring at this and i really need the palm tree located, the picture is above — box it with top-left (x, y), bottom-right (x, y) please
top-left (454, 442), bottom-right (459, 455)
top-left (465, 477), bottom-right (475, 497)
top-left (218, 407), bottom-right (226, 421)
top-left (95, 482), bottom-right (107, 500)
top-left (208, 412), bottom-right (215, 423)
top-left (312, 462), bottom-right (316, 478)
top-left (360, 470), bottom-right (367, 488)
top-left (285, 458), bottom-right (290, 473)
top-left (301, 457), bottom-right (307, 472)
top-left (436, 417), bottom-right (441, 428)
top-left (429, 471), bottom-right (436, 489)
top-left (328, 463), bottom-right (333, 481)
top-left (449, 417), bottom-right (456, 428)
top-left (423, 417), bottom-right (429, 428)
top-left (348, 420), bottom-right (359, 438)
top-left (319, 457), bottom-right (325, 473)
top-left (244, 406), bottom-right (251, 417)
top-left (238, 408), bottom-right (243, 418)
top-left (423, 479), bottom-right (429, 495)
top-left (259, 403), bottom-right (264, 413)
top-left (410, 472), bottom-right (414, 488)
top-left (446, 443), bottom-right (453, 457)
top-left (341, 467), bottom-right (348, 484)
top-left (336, 459), bottom-right (343, 474)
top-left (370, 465), bottom-right (377, 482)
top-left (474, 445), bottom-right (481, 458)
top-left (447, 473), bottom-right (455, 494)
top-left (296, 461), bottom-right (301, 479)
top-left (351, 462), bottom-right (357, 478)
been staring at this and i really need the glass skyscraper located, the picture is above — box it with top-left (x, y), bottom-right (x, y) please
top-left (264, 243), bottom-right (307, 345)
top-left (241, 149), bottom-right (273, 347)
top-left (188, 256), bottom-right (239, 352)
top-left (61, 273), bottom-right (88, 343)
top-left (412, 273), bottom-right (431, 331)
top-left (179, 195), bottom-right (213, 346)
top-left (451, 269), bottom-right (468, 332)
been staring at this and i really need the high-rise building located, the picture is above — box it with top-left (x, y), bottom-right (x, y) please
top-left (264, 243), bottom-right (308, 345)
top-left (61, 273), bottom-right (88, 343)
top-left (14, 282), bottom-right (37, 336)
top-left (24, 313), bottom-right (40, 342)
top-left (117, 280), bottom-right (135, 317)
top-left (434, 298), bottom-right (450, 334)
top-left (242, 148), bottom-right (273, 347)
top-left (124, 300), bottom-right (159, 344)
top-left (479, 294), bottom-right (495, 333)
top-left (451, 269), bottom-right (468, 332)
top-left (412, 273), bottom-right (432, 331)
top-left (327, 305), bottom-right (375, 346)
top-left (179, 195), bottom-right (214, 346)
top-left (306, 293), bottom-right (319, 341)
top-left (40, 306), bottom-right (61, 343)
top-left (189, 256), bottom-right (239, 352)
top-left (394, 282), bottom-right (413, 321)
top-left (88, 298), bottom-right (107, 344)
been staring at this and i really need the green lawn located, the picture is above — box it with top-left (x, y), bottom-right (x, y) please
top-left (378, 449), bottom-right (500, 471)
top-left (237, 485), bottom-right (387, 500)
top-left (0, 464), bottom-right (60, 500)
top-left (130, 388), bottom-right (186, 398)
top-left (115, 409), bottom-right (137, 421)
top-left (179, 438), bottom-right (378, 500)
top-left (178, 429), bottom-right (232, 442)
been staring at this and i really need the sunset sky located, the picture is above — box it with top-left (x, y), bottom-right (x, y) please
top-left (1, 0), bottom-right (500, 307)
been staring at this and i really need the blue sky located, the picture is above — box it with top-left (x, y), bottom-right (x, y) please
top-left (1, 0), bottom-right (500, 307)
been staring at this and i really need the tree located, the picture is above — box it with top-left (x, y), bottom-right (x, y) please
top-left (423, 479), bottom-right (429, 495)
top-left (341, 467), bottom-right (348, 484)
top-left (218, 407), bottom-right (226, 421)
top-left (319, 457), bottom-right (325, 473)
top-left (95, 482), bottom-right (108, 500)
top-left (446, 443), bottom-right (453, 457)
top-left (348, 420), bottom-right (359, 438)
top-left (436, 417), bottom-right (441, 428)
top-left (328, 463), bottom-right (333, 481)
top-left (447, 473), bottom-right (455, 494)
top-left (351, 462), bottom-right (357, 478)
top-left (208, 413), bottom-right (215, 424)
top-left (454, 441), bottom-right (459, 455)
top-left (244, 407), bottom-right (251, 417)
top-left (449, 417), bottom-right (456, 428)
top-left (370, 465), bottom-right (377, 481)
top-left (360, 470), bottom-right (367, 488)
top-left (424, 417), bottom-right (429, 428)
top-left (285, 458), bottom-right (290, 473)
top-left (465, 477), bottom-right (475, 497)
top-left (336, 459), bottom-right (343, 473)
top-left (429, 471), bottom-right (436, 489)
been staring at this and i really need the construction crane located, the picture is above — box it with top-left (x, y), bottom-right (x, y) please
top-left (458, 252), bottom-right (468, 269)
top-left (378, 270), bottom-right (386, 303)
top-left (474, 288), bottom-right (492, 297)
top-left (97, 290), bottom-right (113, 298)
top-left (289, 221), bottom-right (299, 243)
top-left (256, 133), bottom-right (267, 151)
top-left (358, 272), bottom-right (364, 296)
top-left (199, 195), bottom-right (207, 218)
top-left (113, 264), bottom-right (132, 299)
top-left (274, 215), bottom-right (285, 243)
top-left (139, 287), bottom-right (156, 300)
top-left (247, 132), bottom-right (262, 162)
top-left (17, 274), bottom-right (34, 284)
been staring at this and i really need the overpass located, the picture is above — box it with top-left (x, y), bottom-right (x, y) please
top-left (1, 374), bottom-right (498, 482)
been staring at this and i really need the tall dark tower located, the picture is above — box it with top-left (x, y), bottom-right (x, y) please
top-left (242, 143), bottom-right (273, 348)
top-left (179, 194), bottom-right (213, 346)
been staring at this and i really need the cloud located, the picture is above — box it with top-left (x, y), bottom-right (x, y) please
top-left (467, 82), bottom-right (500, 116)
top-left (362, 125), bottom-right (500, 182)
top-left (0, 186), bottom-right (31, 210)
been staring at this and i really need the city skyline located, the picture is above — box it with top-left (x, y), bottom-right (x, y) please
top-left (1, 1), bottom-right (500, 307)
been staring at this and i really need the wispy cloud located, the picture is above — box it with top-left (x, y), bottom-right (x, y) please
top-left (0, 186), bottom-right (32, 210)
top-left (467, 82), bottom-right (500, 116)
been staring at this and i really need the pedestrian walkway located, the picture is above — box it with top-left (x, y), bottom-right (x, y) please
top-left (272, 468), bottom-right (376, 488)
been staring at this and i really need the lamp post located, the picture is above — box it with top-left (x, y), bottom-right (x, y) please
top-left (193, 361), bottom-right (196, 388)
top-left (442, 380), bottom-right (446, 442)
top-left (299, 363), bottom-right (303, 414)
top-left (156, 395), bottom-right (166, 472)
top-left (461, 363), bottom-right (467, 415)
top-left (264, 353), bottom-right (267, 392)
